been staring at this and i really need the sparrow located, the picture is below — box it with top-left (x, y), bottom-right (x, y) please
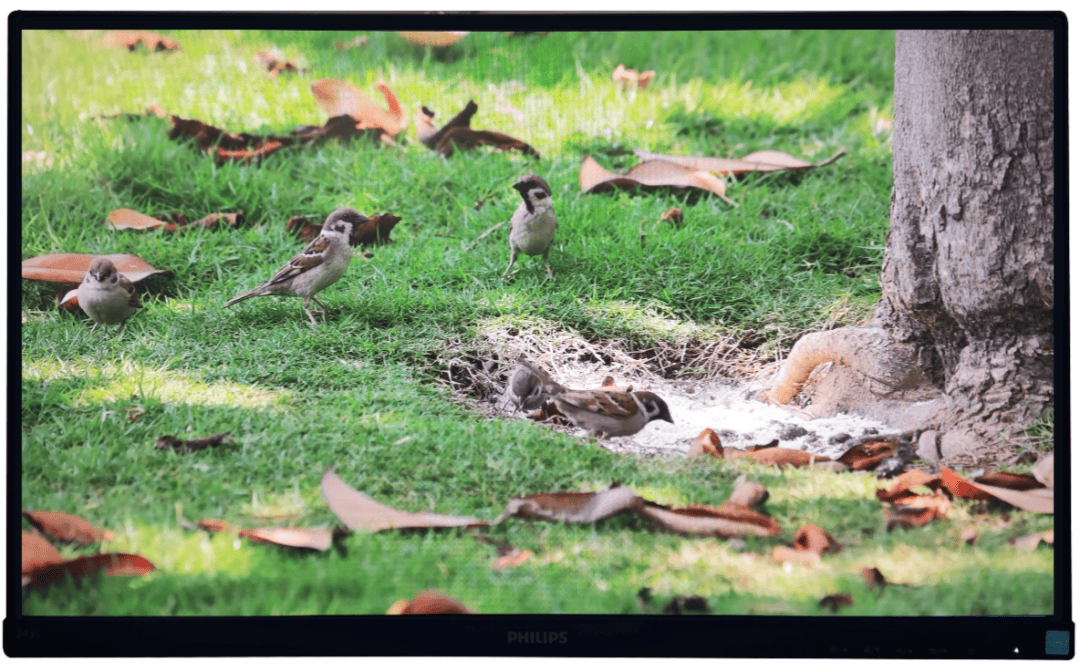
top-left (224, 208), bottom-right (368, 325)
top-left (504, 174), bottom-right (557, 281)
top-left (552, 389), bottom-right (674, 438)
top-left (76, 257), bottom-right (142, 332)
top-left (502, 359), bottom-right (567, 411)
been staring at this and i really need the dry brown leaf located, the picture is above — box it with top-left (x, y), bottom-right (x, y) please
top-left (726, 480), bottom-right (768, 508)
top-left (837, 438), bottom-right (896, 471)
top-left (1011, 530), bottom-right (1053, 552)
top-left (254, 50), bottom-right (303, 77)
top-left (436, 128), bottom-right (540, 158)
top-left (197, 519), bottom-right (234, 533)
top-left (310, 79), bottom-right (405, 138)
top-left (197, 518), bottom-right (343, 551)
top-left (819, 593), bottom-right (854, 612)
top-left (321, 469), bottom-right (487, 532)
top-left (191, 213), bottom-right (245, 230)
top-left (581, 156), bottom-right (734, 204)
top-left (23, 253), bottom-right (173, 287)
top-left (23, 552), bottom-right (156, 589)
top-left (495, 484), bottom-right (641, 525)
top-left (397, 31), bottom-right (468, 48)
top-left (102, 31), bottom-right (180, 52)
top-left (353, 213), bottom-right (401, 247)
top-left (387, 590), bottom-right (473, 614)
top-left (772, 546), bottom-right (821, 566)
top-left (965, 480), bottom-right (1053, 514)
top-left (862, 566), bottom-right (888, 591)
top-left (636, 501), bottom-right (782, 538)
top-left (22, 533), bottom-right (63, 575)
top-left (23, 510), bottom-right (113, 545)
top-left (687, 427), bottom-right (724, 458)
top-left (792, 524), bottom-right (842, 555)
top-left (155, 433), bottom-right (232, 454)
top-left (884, 506), bottom-right (944, 531)
top-left (106, 209), bottom-right (174, 231)
top-left (493, 548), bottom-right (534, 571)
top-left (737, 447), bottom-right (830, 468)
top-left (633, 148), bottom-right (846, 176)
top-left (661, 207), bottom-right (684, 227)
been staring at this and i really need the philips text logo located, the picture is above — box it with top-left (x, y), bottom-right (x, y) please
top-left (508, 632), bottom-right (568, 644)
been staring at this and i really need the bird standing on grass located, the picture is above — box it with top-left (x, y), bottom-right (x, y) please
top-left (552, 389), bottom-right (674, 438)
top-left (77, 257), bottom-right (142, 333)
top-left (224, 208), bottom-right (367, 325)
top-left (504, 173), bottom-right (557, 281)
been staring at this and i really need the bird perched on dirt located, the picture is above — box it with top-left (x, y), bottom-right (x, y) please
top-left (552, 389), bottom-right (673, 438)
top-left (224, 208), bottom-right (368, 325)
top-left (76, 257), bottom-right (142, 332)
top-left (504, 173), bottom-right (557, 281)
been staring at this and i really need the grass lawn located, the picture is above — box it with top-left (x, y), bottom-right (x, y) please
top-left (19, 29), bottom-right (1053, 616)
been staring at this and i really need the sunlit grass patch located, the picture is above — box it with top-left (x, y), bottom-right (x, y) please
top-left (23, 357), bottom-right (289, 409)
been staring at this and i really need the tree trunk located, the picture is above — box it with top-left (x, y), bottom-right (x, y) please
top-left (765, 30), bottom-right (1055, 465)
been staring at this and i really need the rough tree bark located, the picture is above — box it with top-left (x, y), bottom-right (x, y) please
top-left (765, 30), bottom-right (1054, 465)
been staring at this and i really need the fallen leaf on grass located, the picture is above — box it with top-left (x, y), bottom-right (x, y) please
top-left (632, 148), bottom-right (846, 176)
top-left (637, 501), bottom-right (782, 538)
top-left (725, 479), bottom-right (768, 508)
top-left (687, 427), bottom-right (723, 458)
top-left (793, 524), bottom-right (842, 555)
top-left (321, 469), bottom-right (487, 532)
top-left (661, 207), bottom-right (684, 227)
top-left (1031, 452), bottom-right (1053, 489)
top-left (837, 438), bottom-right (896, 471)
top-left (612, 64), bottom-right (655, 90)
top-left (155, 433), bottom-right (232, 454)
top-left (494, 484), bottom-right (642, 525)
top-left (493, 548), bottom-right (534, 571)
top-left (974, 470), bottom-right (1042, 491)
top-left (310, 79), bottom-right (405, 140)
top-left (862, 566), bottom-right (888, 591)
top-left (663, 595), bottom-right (709, 614)
top-left (23, 510), bottom-right (113, 545)
top-left (1011, 530), bottom-right (1053, 552)
top-left (422, 100), bottom-right (539, 158)
top-left (23, 552), bottom-right (156, 589)
top-left (772, 546), bottom-right (821, 566)
top-left (729, 447), bottom-right (831, 468)
top-left (23, 253), bottom-right (173, 287)
top-left (883, 505), bottom-right (946, 531)
top-left (197, 518), bottom-right (344, 551)
top-left (102, 31), bottom-right (180, 52)
top-left (941, 468), bottom-right (1053, 513)
top-left (254, 50), bottom-right (303, 77)
top-left (22, 533), bottom-right (62, 574)
top-left (387, 590), bottom-right (473, 614)
top-left (819, 593), bottom-right (854, 612)
top-left (397, 31), bottom-right (469, 48)
top-left (581, 156), bottom-right (734, 204)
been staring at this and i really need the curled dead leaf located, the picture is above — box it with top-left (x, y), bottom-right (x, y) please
top-left (819, 593), bottom-right (854, 612)
top-left (493, 548), bottom-right (534, 571)
top-left (23, 552), bottom-right (156, 589)
top-left (687, 427), bottom-right (723, 458)
top-left (581, 156), bottom-right (734, 204)
top-left (862, 566), bottom-right (888, 591)
top-left (23, 510), bottom-right (113, 545)
top-left (387, 590), bottom-right (473, 614)
top-left (397, 32), bottom-right (469, 48)
top-left (636, 501), bottom-right (781, 538)
top-left (633, 148), bottom-right (846, 176)
top-left (837, 438), bottom-right (897, 471)
top-left (612, 64), bottom-right (656, 90)
top-left (735, 447), bottom-right (830, 468)
top-left (661, 207), bottom-right (684, 227)
top-left (22, 533), bottom-right (63, 575)
top-left (321, 469), bottom-right (487, 532)
top-left (495, 484), bottom-right (641, 525)
top-left (726, 479), bottom-right (768, 508)
top-left (883, 505), bottom-right (945, 531)
top-left (310, 79), bottom-right (405, 139)
top-left (792, 524), bottom-right (842, 555)
top-left (23, 253), bottom-right (173, 287)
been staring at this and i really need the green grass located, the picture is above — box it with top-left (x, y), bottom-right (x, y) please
top-left (20, 29), bottom-right (1053, 616)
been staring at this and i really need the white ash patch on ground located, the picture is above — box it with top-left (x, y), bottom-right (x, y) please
top-left (522, 363), bottom-right (893, 460)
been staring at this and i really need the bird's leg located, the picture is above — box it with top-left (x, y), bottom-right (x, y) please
top-left (542, 250), bottom-right (555, 281)
top-left (302, 298), bottom-right (319, 325)
top-left (310, 296), bottom-right (330, 312)
top-left (502, 249), bottom-right (519, 280)
top-left (89, 322), bottom-right (100, 334)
